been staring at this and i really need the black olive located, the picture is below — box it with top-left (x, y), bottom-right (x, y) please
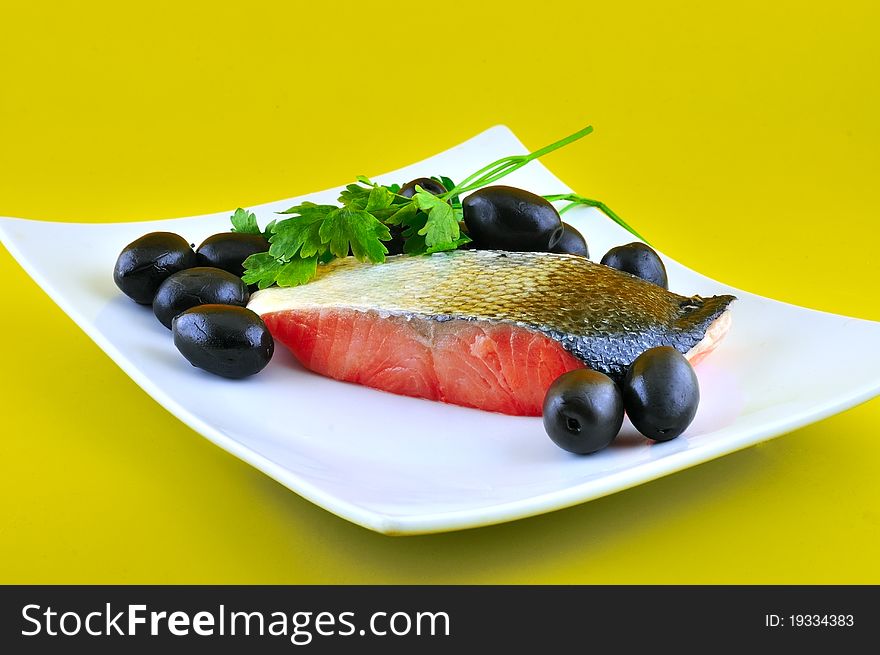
top-left (172, 305), bottom-right (274, 379)
top-left (600, 242), bottom-right (668, 289)
top-left (622, 346), bottom-right (699, 441)
top-left (398, 177), bottom-right (447, 199)
top-left (542, 369), bottom-right (624, 454)
top-left (550, 222), bottom-right (590, 258)
top-left (462, 185), bottom-right (563, 252)
top-left (196, 232), bottom-right (270, 277)
top-left (113, 232), bottom-right (197, 304)
top-left (153, 267), bottom-right (249, 329)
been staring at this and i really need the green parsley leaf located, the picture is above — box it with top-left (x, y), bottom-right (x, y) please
top-left (262, 219), bottom-right (277, 239)
top-left (319, 207), bottom-right (390, 262)
top-left (275, 255), bottom-right (319, 287)
top-left (389, 203), bottom-right (435, 255)
top-left (241, 252), bottom-right (281, 289)
top-left (426, 233), bottom-right (471, 253)
top-left (385, 202), bottom-right (419, 226)
top-left (365, 185), bottom-right (395, 212)
top-left (413, 188), bottom-right (460, 249)
top-left (403, 231), bottom-right (472, 256)
top-left (230, 208), bottom-right (261, 234)
top-left (276, 201), bottom-right (335, 216)
top-left (269, 204), bottom-right (332, 260)
top-left (338, 184), bottom-right (371, 210)
top-left (438, 176), bottom-right (457, 193)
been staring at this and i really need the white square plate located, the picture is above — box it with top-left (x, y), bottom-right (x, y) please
top-left (3, 126), bottom-right (880, 535)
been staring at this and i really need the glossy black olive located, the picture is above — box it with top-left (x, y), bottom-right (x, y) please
top-left (196, 232), bottom-right (270, 277)
top-left (113, 232), bottom-right (197, 304)
top-left (622, 346), bottom-right (699, 441)
top-left (398, 177), bottom-right (447, 199)
top-left (153, 267), bottom-right (249, 329)
top-left (172, 305), bottom-right (274, 379)
top-left (550, 222), bottom-right (590, 258)
top-left (600, 242), bottom-right (668, 289)
top-left (462, 185), bottom-right (563, 252)
top-left (542, 369), bottom-right (624, 454)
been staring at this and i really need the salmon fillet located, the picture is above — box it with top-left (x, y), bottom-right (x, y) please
top-left (249, 250), bottom-right (735, 416)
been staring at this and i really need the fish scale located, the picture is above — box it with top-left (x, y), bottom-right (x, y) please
top-left (248, 250), bottom-right (735, 382)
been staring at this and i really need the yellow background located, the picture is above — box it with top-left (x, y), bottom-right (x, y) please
top-left (1, 1), bottom-right (879, 583)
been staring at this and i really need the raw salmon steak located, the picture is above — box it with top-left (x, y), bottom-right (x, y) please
top-left (247, 250), bottom-right (735, 416)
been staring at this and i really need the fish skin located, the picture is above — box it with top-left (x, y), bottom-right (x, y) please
top-left (247, 250), bottom-right (736, 381)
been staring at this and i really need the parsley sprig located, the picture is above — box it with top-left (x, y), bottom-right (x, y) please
top-left (234, 124), bottom-right (640, 289)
